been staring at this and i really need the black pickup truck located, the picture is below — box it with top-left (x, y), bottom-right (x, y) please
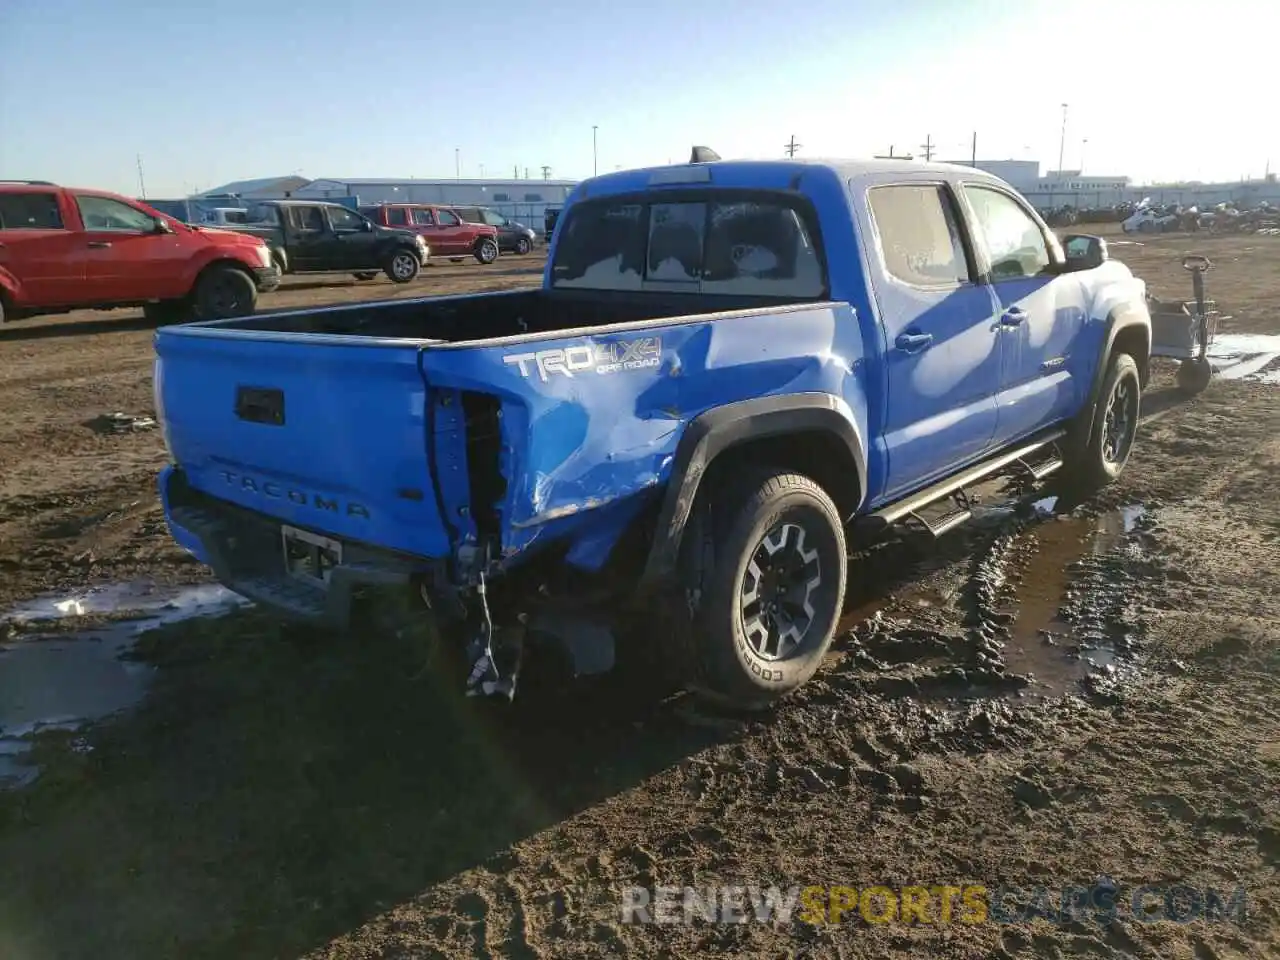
top-left (234, 201), bottom-right (429, 283)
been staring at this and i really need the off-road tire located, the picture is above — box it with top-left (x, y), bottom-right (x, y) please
top-left (352, 271), bottom-right (378, 281)
top-left (473, 238), bottom-right (499, 264)
top-left (384, 248), bottom-right (421, 284)
top-left (673, 468), bottom-right (847, 710)
top-left (1062, 352), bottom-right (1141, 494)
top-left (191, 265), bottom-right (257, 321)
top-left (1176, 357), bottom-right (1213, 395)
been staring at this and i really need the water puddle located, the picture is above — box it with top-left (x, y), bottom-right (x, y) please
top-left (0, 581), bottom-right (247, 787)
top-left (998, 504), bottom-right (1145, 698)
top-left (1207, 333), bottom-right (1280, 382)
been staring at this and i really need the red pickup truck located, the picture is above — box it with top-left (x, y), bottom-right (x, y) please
top-left (359, 203), bottom-right (500, 264)
top-left (0, 181), bottom-right (279, 324)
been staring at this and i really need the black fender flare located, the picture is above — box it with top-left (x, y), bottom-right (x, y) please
top-left (637, 393), bottom-right (867, 590)
top-left (1071, 308), bottom-right (1151, 450)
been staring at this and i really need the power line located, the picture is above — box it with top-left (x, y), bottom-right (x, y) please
top-left (784, 135), bottom-right (802, 158)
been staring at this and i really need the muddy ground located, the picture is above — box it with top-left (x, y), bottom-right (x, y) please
top-left (0, 231), bottom-right (1278, 959)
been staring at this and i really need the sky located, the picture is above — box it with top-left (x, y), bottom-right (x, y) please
top-left (0, 0), bottom-right (1273, 197)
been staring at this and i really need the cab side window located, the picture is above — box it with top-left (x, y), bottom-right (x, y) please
top-left (867, 184), bottom-right (970, 287)
top-left (411, 208), bottom-right (435, 226)
top-left (963, 186), bottom-right (1051, 280)
top-left (436, 209), bottom-right (461, 227)
top-left (385, 206), bottom-right (408, 226)
top-left (327, 206), bottom-right (366, 232)
top-left (76, 195), bottom-right (156, 232)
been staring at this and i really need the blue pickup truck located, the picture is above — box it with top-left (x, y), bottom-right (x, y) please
top-left (153, 150), bottom-right (1151, 708)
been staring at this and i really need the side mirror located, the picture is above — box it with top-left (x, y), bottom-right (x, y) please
top-left (362, 219), bottom-right (373, 232)
top-left (1062, 233), bottom-right (1107, 270)
top-left (154, 218), bottom-right (174, 234)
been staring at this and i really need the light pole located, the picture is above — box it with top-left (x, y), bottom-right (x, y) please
top-left (1057, 103), bottom-right (1068, 174)
top-left (1081, 138), bottom-right (1088, 172)
top-left (455, 148), bottom-right (460, 179)
top-left (592, 125), bottom-right (598, 177)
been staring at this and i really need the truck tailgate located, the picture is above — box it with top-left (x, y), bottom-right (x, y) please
top-left (154, 329), bottom-right (450, 558)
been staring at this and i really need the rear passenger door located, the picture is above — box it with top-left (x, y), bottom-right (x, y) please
top-left (959, 185), bottom-right (1087, 447)
top-left (0, 190), bottom-right (85, 306)
top-left (282, 205), bottom-right (328, 271)
top-left (864, 182), bottom-right (1003, 502)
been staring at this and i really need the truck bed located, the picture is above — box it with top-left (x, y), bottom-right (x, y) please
top-left (206, 288), bottom-right (815, 345)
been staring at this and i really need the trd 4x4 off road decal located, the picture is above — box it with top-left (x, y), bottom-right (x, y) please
top-left (503, 337), bottom-right (662, 381)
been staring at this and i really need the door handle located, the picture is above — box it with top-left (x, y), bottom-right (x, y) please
top-left (1000, 307), bottom-right (1027, 327)
top-left (87, 241), bottom-right (112, 249)
top-left (895, 331), bottom-right (934, 353)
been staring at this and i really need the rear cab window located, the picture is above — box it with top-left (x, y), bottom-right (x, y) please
top-left (0, 192), bottom-right (64, 230)
top-left (867, 184), bottom-right (973, 286)
top-left (551, 193), bottom-right (827, 299)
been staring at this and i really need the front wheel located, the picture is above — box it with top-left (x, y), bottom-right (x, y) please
top-left (1062, 352), bottom-right (1142, 494)
top-left (191, 266), bottom-right (257, 320)
top-left (474, 238), bottom-right (499, 264)
top-left (384, 249), bottom-right (421, 284)
top-left (674, 469), bottom-right (847, 710)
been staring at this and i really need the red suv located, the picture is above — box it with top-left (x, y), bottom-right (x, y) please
top-left (359, 203), bottom-right (500, 264)
top-left (0, 181), bottom-right (279, 324)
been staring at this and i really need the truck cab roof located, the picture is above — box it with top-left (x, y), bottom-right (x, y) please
top-left (572, 157), bottom-right (1006, 200)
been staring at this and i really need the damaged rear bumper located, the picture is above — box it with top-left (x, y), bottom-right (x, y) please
top-left (158, 465), bottom-right (431, 629)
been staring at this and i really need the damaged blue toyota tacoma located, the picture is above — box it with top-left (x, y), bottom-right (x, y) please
top-left (153, 149), bottom-right (1151, 708)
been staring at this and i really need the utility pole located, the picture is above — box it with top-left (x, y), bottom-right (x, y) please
top-left (541, 165), bottom-right (552, 180)
top-left (784, 134), bottom-right (801, 157)
top-left (971, 131), bottom-right (977, 166)
top-left (513, 164), bottom-right (519, 179)
top-left (1081, 138), bottom-right (1088, 172)
top-left (1057, 103), bottom-right (1069, 174)
top-left (136, 154), bottom-right (147, 199)
top-left (592, 125), bottom-right (598, 176)
top-left (479, 163), bottom-right (486, 178)
top-left (524, 167), bottom-right (529, 180)
top-left (919, 134), bottom-right (934, 162)
top-left (874, 145), bottom-right (912, 160)
top-left (455, 148), bottom-right (461, 179)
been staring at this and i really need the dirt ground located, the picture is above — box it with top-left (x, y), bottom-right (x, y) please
top-left (0, 231), bottom-right (1278, 959)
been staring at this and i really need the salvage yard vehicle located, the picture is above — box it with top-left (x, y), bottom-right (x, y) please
top-left (0, 180), bottom-right (279, 324)
top-left (239, 201), bottom-right (428, 283)
top-left (453, 206), bottom-right (538, 255)
top-left (359, 203), bottom-right (500, 265)
top-left (152, 152), bottom-right (1151, 709)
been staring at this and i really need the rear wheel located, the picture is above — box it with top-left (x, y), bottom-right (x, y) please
top-left (191, 266), bottom-right (257, 321)
top-left (474, 238), bottom-right (499, 264)
top-left (384, 249), bottom-right (420, 283)
top-left (674, 469), bottom-right (847, 710)
top-left (352, 271), bottom-right (378, 281)
top-left (515, 237), bottom-right (531, 255)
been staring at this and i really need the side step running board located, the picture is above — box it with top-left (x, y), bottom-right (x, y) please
top-left (857, 431), bottom-right (1066, 537)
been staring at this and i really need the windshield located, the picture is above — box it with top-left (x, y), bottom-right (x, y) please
top-left (551, 194), bottom-right (826, 298)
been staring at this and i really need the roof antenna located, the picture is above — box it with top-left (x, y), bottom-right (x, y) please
top-left (689, 146), bottom-right (721, 164)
